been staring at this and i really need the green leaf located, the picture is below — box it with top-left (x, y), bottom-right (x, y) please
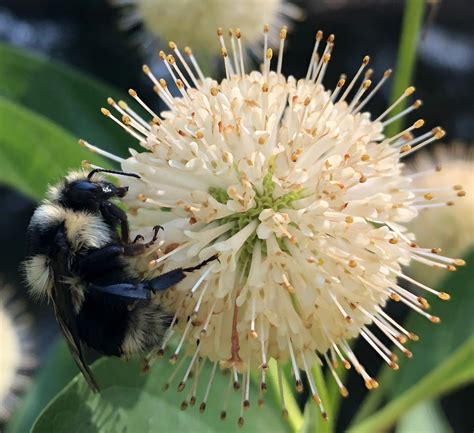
top-left (0, 42), bottom-right (131, 156)
top-left (32, 356), bottom-right (291, 433)
top-left (0, 97), bottom-right (107, 199)
top-left (349, 249), bottom-right (474, 432)
top-left (6, 340), bottom-right (78, 433)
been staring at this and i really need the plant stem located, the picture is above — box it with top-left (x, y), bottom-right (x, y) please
top-left (385, 0), bottom-right (426, 137)
top-left (268, 359), bottom-right (304, 432)
top-left (347, 337), bottom-right (474, 433)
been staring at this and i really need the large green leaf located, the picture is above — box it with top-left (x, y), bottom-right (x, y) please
top-left (32, 356), bottom-right (290, 433)
top-left (0, 97), bottom-right (107, 199)
top-left (6, 340), bottom-right (78, 433)
top-left (0, 42), bottom-right (131, 155)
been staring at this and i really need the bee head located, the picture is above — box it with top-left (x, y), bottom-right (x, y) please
top-left (54, 169), bottom-right (140, 212)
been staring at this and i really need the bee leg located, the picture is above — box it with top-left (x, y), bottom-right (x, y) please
top-left (89, 282), bottom-right (152, 300)
top-left (99, 201), bottom-right (131, 244)
top-left (133, 234), bottom-right (145, 244)
top-left (123, 225), bottom-right (163, 256)
top-left (148, 255), bottom-right (218, 292)
top-left (77, 245), bottom-right (125, 277)
top-left (143, 225), bottom-right (163, 247)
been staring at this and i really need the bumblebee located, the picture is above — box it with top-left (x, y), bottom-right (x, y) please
top-left (24, 168), bottom-right (213, 391)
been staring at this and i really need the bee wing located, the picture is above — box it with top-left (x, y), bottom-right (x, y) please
top-left (51, 229), bottom-right (100, 393)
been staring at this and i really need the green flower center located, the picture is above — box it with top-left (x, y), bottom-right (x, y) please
top-left (209, 168), bottom-right (304, 273)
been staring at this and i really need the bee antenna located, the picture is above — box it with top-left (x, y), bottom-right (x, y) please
top-left (87, 168), bottom-right (141, 181)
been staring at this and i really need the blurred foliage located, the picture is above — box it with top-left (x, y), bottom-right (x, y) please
top-left (0, 97), bottom-right (107, 200)
top-left (0, 43), bottom-right (131, 156)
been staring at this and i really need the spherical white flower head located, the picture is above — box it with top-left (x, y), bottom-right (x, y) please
top-left (87, 27), bottom-right (465, 420)
top-left (405, 144), bottom-right (472, 286)
top-left (0, 287), bottom-right (35, 421)
top-left (117, 0), bottom-right (301, 55)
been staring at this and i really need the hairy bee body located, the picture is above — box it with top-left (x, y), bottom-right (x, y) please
top-left (24, 170), bottom-right (213, 390)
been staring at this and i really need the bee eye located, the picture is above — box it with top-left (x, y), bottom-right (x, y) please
top-left (74, 181), bottom-right (101, 193)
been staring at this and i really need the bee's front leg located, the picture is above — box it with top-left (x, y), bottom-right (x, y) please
top-left (123, 225), bottom-right (163, 256)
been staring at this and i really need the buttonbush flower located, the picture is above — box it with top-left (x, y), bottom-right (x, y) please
top-left (82, 26), bottom-right (465, 423)
top-left (405, 143), bottom-right (473, 286)
top-left (115, 0), bottom-right (301, 56)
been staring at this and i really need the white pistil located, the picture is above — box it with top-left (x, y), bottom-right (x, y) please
top-left (184, 47), bottom-right (205, 82)
top-left (312, 34), bottom-right (334, 81)
top-left (329, 292), bottom-right (352, 323)
top-left (200, 299), bottom-right (217, 336)
top-left (392, 268), bottom-right (451, 299)
top-left (383, 99), bottom-right (422, 127)
top-left (100, 107), bottom-right (146, 142)
top-left (348, 79), bottom-right (371, 112)
top-left (331, 341), bottom-right (351, 369)
top-left (190, 264), bottom-right (215, 294)
top-left (375, 306), bottom-right (418, 341)
top-left (172, 318), bottom-right (194, 361)
top-left (259, 319), bottom-right (268, 368)
top-left (249, 297), bottom-right (257, 338)
top-left (387, 119), bottom-right (425, 144)
top-left (233, 366), bottom-right (240, 390)
top-left (192, 282), bottom-right (209, 315)
top-left (236, 28), bottom-right (245, 76)
top-left (340, 341), bottom-right (378, 389)
top-left (149, 243), bottom-right (189, 268)
top-left (162, 355), bottom-right (187, 391)
top-left (315, 53), bottom-right (331, 89)
top-left (375, 86), bottom-right (416, 122)
top-left (323, 353), bottom-right (348, 397)
top-left (400, 128), bottom-right (446, 157)
top-left (398, 294), bottom-right (441, 323)
top-left (177, 343), bottom-right (201, 391)
top-left (340, 56), bottom-right (370, 102)
top-left (229, 29), bottom-right (240, 76)
top-left (300, 351), bottom-right (321, 405)
top-left (117, 100), bottom-right (151, 130)
top-left (263, 24), bottom-right (269, 73)
top-left (358, 304), bottom-right (404, 342)
top-left (360, 329), bottom-right (398, 369)
top-left (125, 88), bottom-right (158, 121)
top-left (277, 27), bottom-right (287, 75)
top-left (199, 361), bottom-right (218, 413)
top-left (306, 30), bottom-right (323, 80)
top-left (141, 65), bottom-right (175, 108)
top-left (354, 69), bottom-right (392, 113)
top-left (265, 48), bottom-right (273, 80)
top-left (167, 54), bottom-right (192, 90)
top-left (362, 327), bottom-right (394, 359)
top-left (287, 336), bottom-right (303, 391)
top-left (78, 139), bottom-right (125, 163)
top-left (169, 42), bottom-right (200, 89)
top-left (220, 373), bottom-right (233, 420)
